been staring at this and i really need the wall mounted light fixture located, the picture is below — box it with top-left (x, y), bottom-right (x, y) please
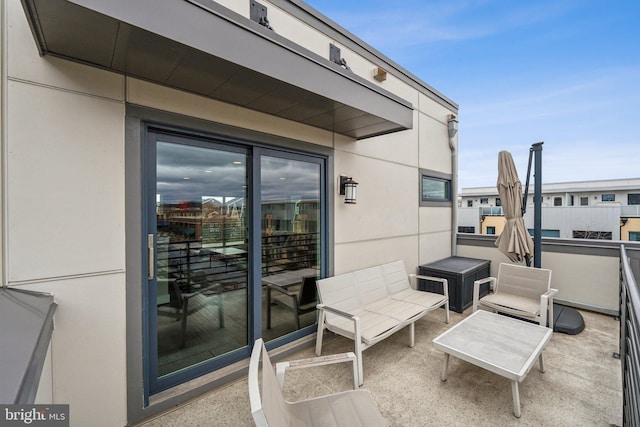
top-left (374, 67), bottom-right (387, 82)
top-left (339, 175), bottom-right (358, 204)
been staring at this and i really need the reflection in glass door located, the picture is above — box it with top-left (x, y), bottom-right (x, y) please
top-left (261, 155), bottom-right (321, 342)
top-left (150, 136), bottom-right (248, 391)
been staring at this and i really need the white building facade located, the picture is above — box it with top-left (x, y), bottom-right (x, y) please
top-left (459, 178), bottom-right (640, 240)
top-left (1, 0), bottom-right (458, 425)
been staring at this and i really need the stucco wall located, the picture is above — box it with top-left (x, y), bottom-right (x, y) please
top-left (4, 0), bottom-right (456, 425)
top-left (6, 0), bottom-right (127, 425)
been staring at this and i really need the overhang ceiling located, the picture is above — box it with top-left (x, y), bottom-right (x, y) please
top-left (20, 0), bottom-right (414, 139)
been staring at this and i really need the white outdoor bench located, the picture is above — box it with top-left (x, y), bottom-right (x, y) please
top-left (315, 260), bottom-right (450, 385)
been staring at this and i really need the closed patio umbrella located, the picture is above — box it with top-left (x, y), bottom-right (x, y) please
top-left (494, 150), bottom-right (534, 263)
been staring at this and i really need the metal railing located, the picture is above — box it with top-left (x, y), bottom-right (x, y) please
top-left (620, 245), bottom-right (640, 426)
top-left (479, 206), bottom-right (503, 216)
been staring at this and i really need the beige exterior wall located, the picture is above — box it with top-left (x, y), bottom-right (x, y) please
top-left (6, 0), bottom-right (127, 425)
top-left (456, 243), bottom-right (620, 314)
top-left (4, 0), bottom-right (456, 425)
top-left (481, 215), bottom-right (506, 235)
top-left (621, 218), bottom-right (640, 241)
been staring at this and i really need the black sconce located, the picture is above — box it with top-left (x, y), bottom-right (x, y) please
top-left (339, 176), bottom-right (358, 204)
top-left (621, 217), bottom-right (629, 226)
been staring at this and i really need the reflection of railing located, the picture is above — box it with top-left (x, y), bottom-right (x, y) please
top-left (155, 232), bottom-right (319, 295)
top-left (262, 232), bottom-right (318, 274)
top-left (157, 239), bottom-right (248, 298)
top-left (620, 245), bottom-right (640, 426)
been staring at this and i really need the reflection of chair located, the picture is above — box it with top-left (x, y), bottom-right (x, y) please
top-left (248, 338), bottom-right (388, 427)
top-left (158, 272), bottom-right (224, 348)
top-left (472, 263), bottom-right (558, 329)
top-left (267, 276), bottom-right (317, 330)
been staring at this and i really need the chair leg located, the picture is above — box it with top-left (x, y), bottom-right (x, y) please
top-left (294, 312), bottom-right (301, 330)
top-left (444, 300), bottom-right (450, 324)
top-left (315, 310), bottom-right (325, 356)
top-left (408, 322), bottom-right (415, 348)
top-left (218, 294), bottom-right (225, 328)
top-left (355, 340), bottom-right (364, 387)
top-left (180, 298), bottom-right (189, 349)
top-left (267, 288), bottom-right (272, 329)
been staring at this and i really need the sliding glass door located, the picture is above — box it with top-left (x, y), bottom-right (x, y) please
top-left (144, 129), bottom-right (325, 394)
top-left (261, 155), bottom-right (321, 341)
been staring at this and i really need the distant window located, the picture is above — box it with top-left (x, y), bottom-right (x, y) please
top-left (573, 230), bottom-right (612, 240)
top-left (553, 197), bottom-right (562, 206)
top-left (467, 200), bottom-right (473, 207)
top-left (458, 226), bottom-right (475, 233)
top-left (528, 229), bottom-right (560, 238)
top-left (480, 198), bottom-right (488, 204)
top-left (602, 194), bottom-right (615, 202)
top-left (420, 169), bottom-right (452, 206)
top-left (495, 198), bottom-right (502, 206)
top-left (486, 226), bottom-right (496, 235)
top-left (580, 196), bottom-right (589, 206)
top-left (630, 232), bottom-right (640, 242)
top-left (629, 194), bottom-right (640, 205)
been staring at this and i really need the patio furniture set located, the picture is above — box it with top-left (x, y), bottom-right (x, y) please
top-left (249, 261), bottom-right (558, 425)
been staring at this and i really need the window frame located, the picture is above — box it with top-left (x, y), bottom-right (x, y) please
top-left (419, 168), bottom-right (452, 207)
top-left (629, 194), bottom-right (640, 205)
top-left (601, 193), bottom-right (616, 202)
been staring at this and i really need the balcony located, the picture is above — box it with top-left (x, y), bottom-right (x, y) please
top-left (136, 238), bottom-right (640, 426)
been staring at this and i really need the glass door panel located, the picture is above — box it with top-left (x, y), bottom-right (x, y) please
top-left (153, 139), bottom-right (248, 381)
top-left (260, 155), bottom-right (321, 341)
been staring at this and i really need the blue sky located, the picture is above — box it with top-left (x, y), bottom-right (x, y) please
top-left (303, 0), bottom-right (640, 190)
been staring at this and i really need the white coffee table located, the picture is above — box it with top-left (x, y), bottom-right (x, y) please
top-left (432, 310), bottom-right (553, 418)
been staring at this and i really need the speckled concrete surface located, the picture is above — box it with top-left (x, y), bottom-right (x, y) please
top-left (137, 309), bottom-right (622, 426)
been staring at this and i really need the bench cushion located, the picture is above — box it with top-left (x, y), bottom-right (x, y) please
top-left (391, 288), bottom-right (448, 309)
top-left (365, 298), bottom-right (426, 322)
top-left (480, 292), bottom-right (541, 317)
top-left (325, 308), bottom-right (401, 345)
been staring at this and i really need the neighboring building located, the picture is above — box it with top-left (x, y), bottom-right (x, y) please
top-left (1, 1), bottom-right (458, 425)
top-left (459, 178), bottom-right (640, 240)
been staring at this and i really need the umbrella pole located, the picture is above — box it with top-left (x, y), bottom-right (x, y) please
top-left (531, 142), bottom-right (544, 268)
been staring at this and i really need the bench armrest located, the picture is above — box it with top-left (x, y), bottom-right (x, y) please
top-left (275, 352), bottom-right (359, 390)
top-left (409, 274), bottom-right (449, 297)
top-left (316, 303), bottom-right (357, 320)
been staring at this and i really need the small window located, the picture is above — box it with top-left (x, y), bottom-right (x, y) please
top-left (467, 200), bottom-right (473, 207)
top-left (486, 226), bottom-right (496, 235)
top-left (629, 194), bottom-right (640, 205)
top-left (553, 197), bottom-right (562, 206)
top-left (580, 196), bottom-right (589, 206)
top-left (630, 232), bottom-right (640, 242)
top-left (480, 198), bottom-right (488, 205)
top-left (528, 229), bottom-right (560, 238)
top-left (419, 169), bottom-right (452, 206)
top-left (458, 226), bottom-right (475, 233)
top-left (495, 198), bottom-right (502, 207)
top-left (601, 194), bottom-right (615, 202)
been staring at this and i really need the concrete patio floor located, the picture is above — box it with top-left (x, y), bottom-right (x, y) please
top-left (137, 308), bottom-right (622, 426)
